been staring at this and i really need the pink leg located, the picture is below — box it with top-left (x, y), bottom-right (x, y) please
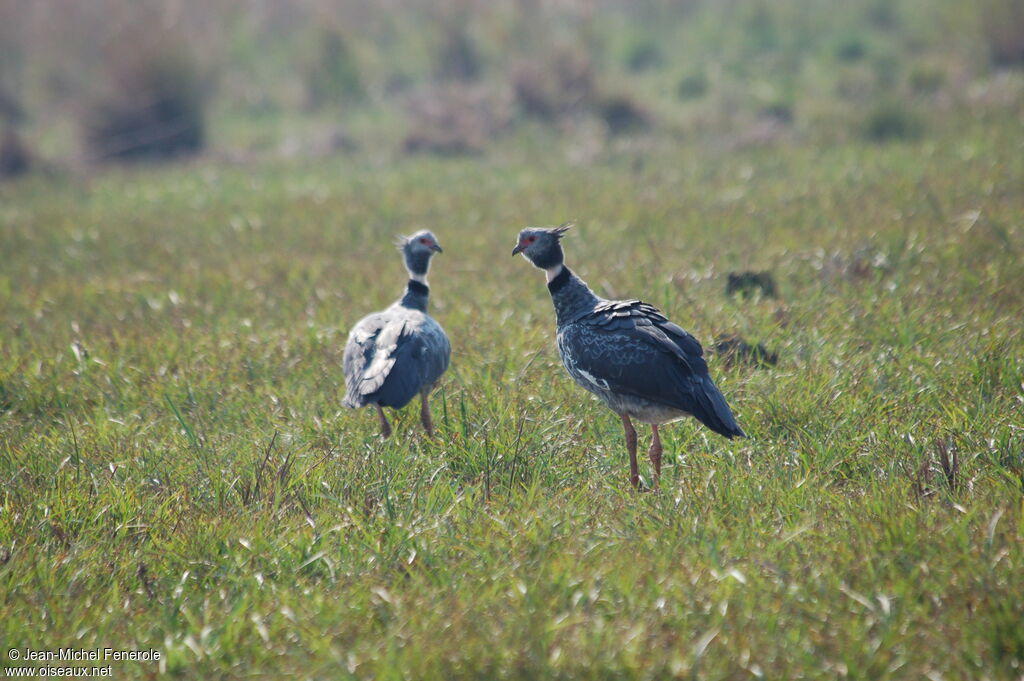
top-left (420, 393), bottom-right (434, 437)
top-left (649, 424), bottom-right (663, 487)
top-left (376, 405), bottom-right (392, 439)
top-left (621, 414), bottom-right (639, 489)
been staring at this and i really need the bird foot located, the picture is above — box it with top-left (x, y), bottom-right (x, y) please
top-left (629, 477), bottom-right (660, 493)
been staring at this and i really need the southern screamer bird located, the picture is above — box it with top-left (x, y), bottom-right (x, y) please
top-left (343, 231), bottom-right (450, 437)
top-left (512, 224), bottom-right (744, 487)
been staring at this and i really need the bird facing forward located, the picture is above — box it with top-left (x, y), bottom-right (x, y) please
top-left (343, 231), bottom-right (450, 437)
top-left (513, 224), bottom-right (744, 488)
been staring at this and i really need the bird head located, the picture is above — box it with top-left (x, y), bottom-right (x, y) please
top-left (397, 230), bottom-right (443, 277)
top-left (512, 223), bottom-right (572, 270)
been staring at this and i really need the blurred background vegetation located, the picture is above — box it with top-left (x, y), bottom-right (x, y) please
top-left (1, 0), bottom-right (1022, 176)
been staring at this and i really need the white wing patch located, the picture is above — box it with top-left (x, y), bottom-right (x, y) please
top-left (577, 367), bottom-right (610, 390)
top-left (356, 320), bottom-right (409, 396)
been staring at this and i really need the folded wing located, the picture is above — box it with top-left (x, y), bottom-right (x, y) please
top-left (561, 300), bottom-right (744, 438)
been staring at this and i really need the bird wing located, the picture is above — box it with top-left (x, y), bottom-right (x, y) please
top-left (370, 313), bottom-right (451, 409)
top-left (417, 315), bottom-right (451, 389)
top-left (343, 312), bottom-right (420, 407)
top-left (560, 300), bottom-right (744, 437)
top-left (588, 299), bottom-right (706, 368)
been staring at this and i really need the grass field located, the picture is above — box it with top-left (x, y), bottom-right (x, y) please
top-left (2, 108), bottom-right (1024, 678)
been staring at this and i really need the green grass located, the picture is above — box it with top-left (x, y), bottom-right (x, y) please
top-left (2, 113), bottom-right (1023, 679)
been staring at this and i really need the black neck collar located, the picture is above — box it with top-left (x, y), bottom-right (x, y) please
top-left (406, 279), bottom-right (429, 295)
top-left (547, 266), bottom-right (571, 294)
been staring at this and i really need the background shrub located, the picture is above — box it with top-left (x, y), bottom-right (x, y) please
top-left (835, 35), bottom-right (868, 62)
top-left (625, 40), bottom-right (664, 72)
top-left (596, 92), bottom-right (653, 135)
top-left (85, 44), bottom-right (206, 162)
top-left (677, 71), bottom-right (709, 100)
top-left (0, 127), bottom-right (31, 178)
top-left (908, 64), bottom-right (946, 94)
top-left (306, 30), bottom-right (364, 109)
top-left (758, 99), bottom-right (795, 123)
top-left (979, 0), bottom-right (1024, 66)
top-left (512, 45), bottom-right (594, 121)
top-left (863, 100), bottom-right (923, 142)
top-left (435, 23), bottom-right (483, 82)
top-left (0, 87), bottom-right (23, 124)
top-left (403, 83), bottom-right (512, 155)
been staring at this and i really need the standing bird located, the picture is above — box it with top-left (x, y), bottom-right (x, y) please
top-left (512, 224), bottom-right (744, 488)
top-left (343, 231), bottom-right (450, 438)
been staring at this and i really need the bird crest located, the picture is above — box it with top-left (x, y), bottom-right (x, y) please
top-left (553, 222), bottom-right (574, 238)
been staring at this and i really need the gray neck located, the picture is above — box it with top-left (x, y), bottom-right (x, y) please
top-left (547, 266), bottom-right (599, 325)
top-left (400, 279), bottom-right (429, 312)
top-left (405, 250), bottom-right (431, 277)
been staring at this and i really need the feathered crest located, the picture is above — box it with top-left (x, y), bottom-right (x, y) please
top-left (394, 234), bottom-right (410, 250)
top-left (553, 222), bottom-right (574, 238)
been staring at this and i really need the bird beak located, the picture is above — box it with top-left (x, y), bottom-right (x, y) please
top-left (511, 243), bottom-right (525, 256)
top-left (431, 243), bottom-right (443, 253)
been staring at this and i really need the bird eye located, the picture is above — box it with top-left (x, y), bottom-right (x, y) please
top-left (526, 236), bottom-right (536, 244)
top-left (419, 238), bottom-right (430, 245)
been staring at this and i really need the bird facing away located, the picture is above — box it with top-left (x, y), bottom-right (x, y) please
top-left (513, 224), bottom-right (744, 488)
top-left (343, 230), bottom-right (450, 438)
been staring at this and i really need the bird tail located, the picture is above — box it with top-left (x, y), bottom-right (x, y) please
top-left (697, 377), bottom-right (746, 439)
top-left (342, 390), bottom-right (364, 409)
